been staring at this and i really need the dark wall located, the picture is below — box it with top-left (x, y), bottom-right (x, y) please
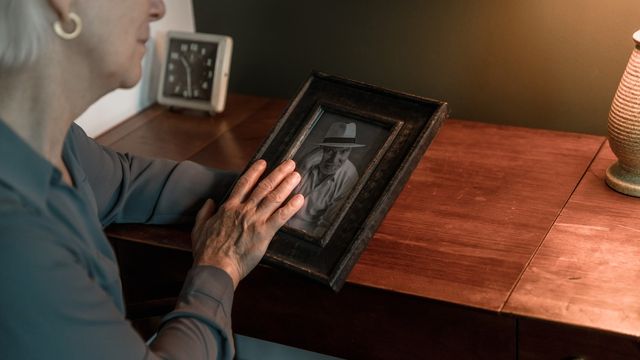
top-left (194, 0), bottom-right (640, 135)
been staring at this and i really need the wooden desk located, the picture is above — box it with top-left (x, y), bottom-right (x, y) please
top-left (100, 94), bottom-right (640, 359)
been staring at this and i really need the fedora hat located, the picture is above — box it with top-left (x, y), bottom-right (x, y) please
top-left (316, 122), bottom-right (366, 148)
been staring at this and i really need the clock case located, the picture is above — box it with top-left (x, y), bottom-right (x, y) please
top-left (157, 31), bottom-right (233, 114)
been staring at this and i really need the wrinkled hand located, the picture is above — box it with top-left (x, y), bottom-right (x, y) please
top-left (191, 159), bottom-right (303, 288)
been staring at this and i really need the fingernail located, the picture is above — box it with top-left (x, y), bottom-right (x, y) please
top-left (283, 159), bottom-right (295, 170)
top-left (292, 194), bottom-right (304, 207)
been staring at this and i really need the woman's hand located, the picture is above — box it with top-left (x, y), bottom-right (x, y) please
top-left (191, 159), bottom-right (303, 288)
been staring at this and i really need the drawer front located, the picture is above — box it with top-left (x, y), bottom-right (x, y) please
top-left (234, 266), bottom-right (517, 360)
top-left (519, 318), bottom-right (640, 360)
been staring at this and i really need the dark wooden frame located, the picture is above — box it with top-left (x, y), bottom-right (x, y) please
top-left (244, 72), bottom-right (448, 290)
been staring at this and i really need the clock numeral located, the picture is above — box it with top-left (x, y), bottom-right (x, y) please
top-left (194, 89), bottom-right (200, 97)
top-left (190, 43), bottom-right (198, 51)
top-left (180, 44), bottom-right (188, 52)
top-left (201, 48), bottom-right (206, 56)
top-left (168, 63), bottom-right (175, 71)
top-left (202, 82), bottom-right (209, 90)
top-left (206, 58), bottom-right (213, 67)
top-left (168, 75), bottom-right (175, 83)
top-left (174, 85), bottom-right (181, 93)
top-left (208, 70), bottom-right (213, 79)
top-left (170, 52), bottom-right (179, 60)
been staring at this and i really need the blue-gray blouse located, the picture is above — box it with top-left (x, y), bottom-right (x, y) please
top-left (0, 120), bottom-right (238, 359)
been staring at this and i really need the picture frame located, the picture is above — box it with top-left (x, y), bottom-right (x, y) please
top-left (246, 72), bottom-right (448, 291)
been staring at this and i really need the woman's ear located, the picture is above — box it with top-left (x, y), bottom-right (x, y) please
top-left (47, 0), bottom-right (73, 22)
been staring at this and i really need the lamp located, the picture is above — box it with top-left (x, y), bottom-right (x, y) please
top-left (606, 30), bottom-right (640, 197)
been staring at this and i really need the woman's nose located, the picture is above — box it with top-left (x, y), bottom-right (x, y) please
top-left (149, 0), bottom-right (166, 22)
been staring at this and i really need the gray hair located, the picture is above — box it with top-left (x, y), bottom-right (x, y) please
top-left (0, 1), bottom-right (53, 68)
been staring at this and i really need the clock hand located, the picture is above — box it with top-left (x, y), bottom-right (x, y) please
top-left (180, 56), bottom-right (193, 98)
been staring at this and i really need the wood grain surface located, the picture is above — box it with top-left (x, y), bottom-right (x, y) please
top-left (348, 120), bottom-right (604, 310)
top-left (504, 141), bottom-right (640, 337)
top-left (99, 94), bottom-right (272, 160)
top-left (102, 98), bottom-right (605, 313)
top-left (188, 98), bottom-right (287, 171)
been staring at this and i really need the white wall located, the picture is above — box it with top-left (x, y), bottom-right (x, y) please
top-left (75, 1), bottom-right (195, 137)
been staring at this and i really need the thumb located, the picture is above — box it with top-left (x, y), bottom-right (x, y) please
top-left (195, 198), bottom-right (215, 225)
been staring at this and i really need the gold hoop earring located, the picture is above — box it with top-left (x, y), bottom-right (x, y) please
top-left (53, 12), bottom-right (82, 40)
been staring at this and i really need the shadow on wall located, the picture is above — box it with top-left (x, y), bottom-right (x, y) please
top-left (194, 0), bottom-right (640, 135)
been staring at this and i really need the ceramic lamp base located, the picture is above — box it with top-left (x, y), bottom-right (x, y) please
top-left (605, 161), bottom-right (640, 197)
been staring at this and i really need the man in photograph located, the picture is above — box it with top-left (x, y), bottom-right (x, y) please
top-left (288, 121), bottom-right (365, 237)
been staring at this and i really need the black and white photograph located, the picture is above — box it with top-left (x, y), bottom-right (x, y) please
top-left (246, 73), bottom-right (447, 290)
top-left (286, 108), bottom-right (392, 240)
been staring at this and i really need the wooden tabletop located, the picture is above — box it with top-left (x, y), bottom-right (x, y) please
top-left (505, 142), bottom-right (640, 337)
top-left (348, 120), bottom-right (602, 311)
top-left (98, 93), bottom-right (640, 339)
top-left (100, 94), bottom-right (278, 166)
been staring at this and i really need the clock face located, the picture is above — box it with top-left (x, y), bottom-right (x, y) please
top-left (162, 38), bottom-right (218, 101)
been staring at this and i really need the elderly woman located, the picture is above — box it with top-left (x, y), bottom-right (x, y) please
top-left (0, 0), bottom-right (303, 359)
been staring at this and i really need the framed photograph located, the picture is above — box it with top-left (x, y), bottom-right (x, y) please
top-left (247, 72), bottom-right (448, 290)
